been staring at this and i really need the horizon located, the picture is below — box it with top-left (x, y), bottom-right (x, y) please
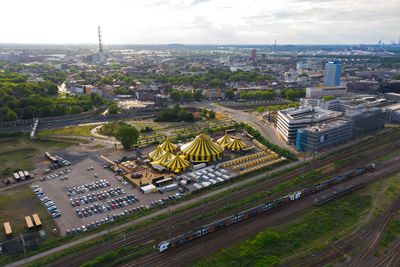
top-left (1, 0), bottom-right (399, 45)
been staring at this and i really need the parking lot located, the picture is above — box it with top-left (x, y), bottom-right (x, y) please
top-left (34, 155), bottom-right (186, 235)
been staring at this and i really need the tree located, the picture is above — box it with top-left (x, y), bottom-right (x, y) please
top-left (208, 110), bottom-right (216, 119)
top-left (108, 103), bottom-right (120, 114)
top-left (170, 90), bottom-right (181, 102)
top-left (47, 83), bottom-right (59, 95)
top-left (22, 106), bottom-right (37, 119)
top-left (323, 95), bottom-right (335, 102)
top-left (182, 91), bottom-right (193, 102)
top-left (193, 90), bottom-right (203, 101)
top-left (115, 125), bottom-right (139, 149)
top-left (257, 106), bottom-right (266, 113)
top-left (226, 89), bottom-right (235, 100)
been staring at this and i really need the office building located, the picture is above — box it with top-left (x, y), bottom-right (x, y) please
top-left (276, 107), bottom-right (342, 144)
top-left (306, 86), bottom-right (347, 98)
top-left (324, 61), bottom-right (342, 86)
top-left (344, 107), bottom-right (386, 138)
top-left (384, 92), bottom-right (400, 102)
top-left (296, 119), bottom-right (352, 152)
top-left (384, 103), bottom-right (400, 124)
top-left (251, 49), bottom-right (256, 61)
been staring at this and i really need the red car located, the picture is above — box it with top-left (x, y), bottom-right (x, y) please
top-left (75, 202), bottom-right (80, 206)
top-left (111, 204), bottom-right (116, 210)
top-left (98, 196), bottom-right (103, 200)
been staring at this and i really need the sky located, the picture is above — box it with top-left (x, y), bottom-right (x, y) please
top-left (1, 0), bottom-right (399, 45)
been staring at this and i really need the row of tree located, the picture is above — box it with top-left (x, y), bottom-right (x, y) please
top-left (154, 105), bottom-right (195, 122)
top-left (0, 72), bottom-right (104, 121)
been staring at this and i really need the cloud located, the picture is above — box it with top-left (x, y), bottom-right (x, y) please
top-left (191, 0), bottom-right (211, 5)
top-left (0, 0), bottom-right (398, 44)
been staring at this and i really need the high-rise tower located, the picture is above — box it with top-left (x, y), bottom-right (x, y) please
top-left (323, 61), bottom-right (342, 87)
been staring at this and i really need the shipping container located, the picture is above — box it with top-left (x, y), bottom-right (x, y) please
top-left (18, 171), bottom-right (25, 181)
top-left (32, 214), bottom-right (42, 228)
top-left (25, 216), bottom-right (34, 230)
top-left (3, 222), bottom-right (12, 237)
top-left (13, 173), bottom-right (20, 181)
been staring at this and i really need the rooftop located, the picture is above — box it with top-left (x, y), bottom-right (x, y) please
top-left (303, 119), bottom-right (350, 132)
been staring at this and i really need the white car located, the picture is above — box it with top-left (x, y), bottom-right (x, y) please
top-left (82, 225), bottom-right (87, 232)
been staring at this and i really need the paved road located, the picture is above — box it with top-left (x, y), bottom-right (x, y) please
top-left (199, 102), bottom-right (295, 152)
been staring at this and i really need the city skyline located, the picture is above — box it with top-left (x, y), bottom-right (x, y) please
top-left (0, 0), bottom-right (399, 45)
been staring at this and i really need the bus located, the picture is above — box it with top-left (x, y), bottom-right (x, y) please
top-left (32, 214), bottom-right (42, 228)
top-left (25, 216), bottom-right (34, 230)
top-left (4, 222), bottom-right (12, 237)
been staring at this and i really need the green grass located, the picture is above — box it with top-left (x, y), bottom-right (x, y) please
top-left (380, 216), bottom-right (400, 248)
top-left (38, 124), bottom-right (100, 138)
top-left (333, 154), bottom-right (365, 168)
top-left (0, 136), bottom-right (70, 178)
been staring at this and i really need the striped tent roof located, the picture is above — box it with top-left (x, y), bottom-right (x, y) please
top-left (217, 132), bottom-right (232, 147)
top-left (165, 153), bottom-right (190, 172)
top-left (154, 150), bottom-right (175, 166)
top-left (225, 136), bottom-right (246, 151)
top-left (160, 137), bottom-right (178, 153)
top-left (148, 145), bottom-right (165, 161)
top-left (181, 133), bottom-right (224, 162)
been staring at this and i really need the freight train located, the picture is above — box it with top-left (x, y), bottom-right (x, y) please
top-left (313, 182), bottom-right (365, 206)
top-left (157, 163), bottom-right (375, 252)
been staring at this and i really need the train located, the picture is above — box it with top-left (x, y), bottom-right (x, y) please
top-left (313, 182), bottom-right (365, 206)
top-left (157, 163), bottom-right (375, 252)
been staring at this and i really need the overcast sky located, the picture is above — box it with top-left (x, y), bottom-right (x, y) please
top-left (1, 0), bottom-right (399, 45)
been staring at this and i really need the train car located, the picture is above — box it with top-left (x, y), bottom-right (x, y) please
top-left (314, 182), bottom-right (365, 206)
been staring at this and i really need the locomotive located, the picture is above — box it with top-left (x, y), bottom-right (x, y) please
top-left (158, 163), bottom-right (375, 252)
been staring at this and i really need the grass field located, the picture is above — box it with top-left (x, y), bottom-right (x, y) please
top-left (38, 124), bottom-right (100, 138)
top-left (0, 137), bottom-right (70, 178)
top-left (0, 184), bottom-right (59, 244)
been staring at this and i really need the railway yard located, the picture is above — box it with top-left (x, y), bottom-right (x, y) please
top-left (22, 127), bottom-right (400, 267)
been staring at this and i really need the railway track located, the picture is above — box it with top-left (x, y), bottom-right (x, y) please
top-left (44, 128), bottom-right (400, 266)
top-left (122, 158), bottom-right (400, 267)
top-left (375, 238), bottom-right (400, 267)
top-left (282, 165), bottom-right (400, 267)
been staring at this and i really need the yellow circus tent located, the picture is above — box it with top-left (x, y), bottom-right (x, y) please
top-left (148, 145), bottom-right (165, 161)
top-left (181, 133), bottom-right (224, 162)
top-left (217, 132), bottom-right (232, 148)
top-left (165, 153), bottom-right (190, 173)
top-left (155, 150), bottom-right (175, 166)
top-left (225, 136), bottom-right (246, 151)
top-left (160, 137), bottom-right (178, 153)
